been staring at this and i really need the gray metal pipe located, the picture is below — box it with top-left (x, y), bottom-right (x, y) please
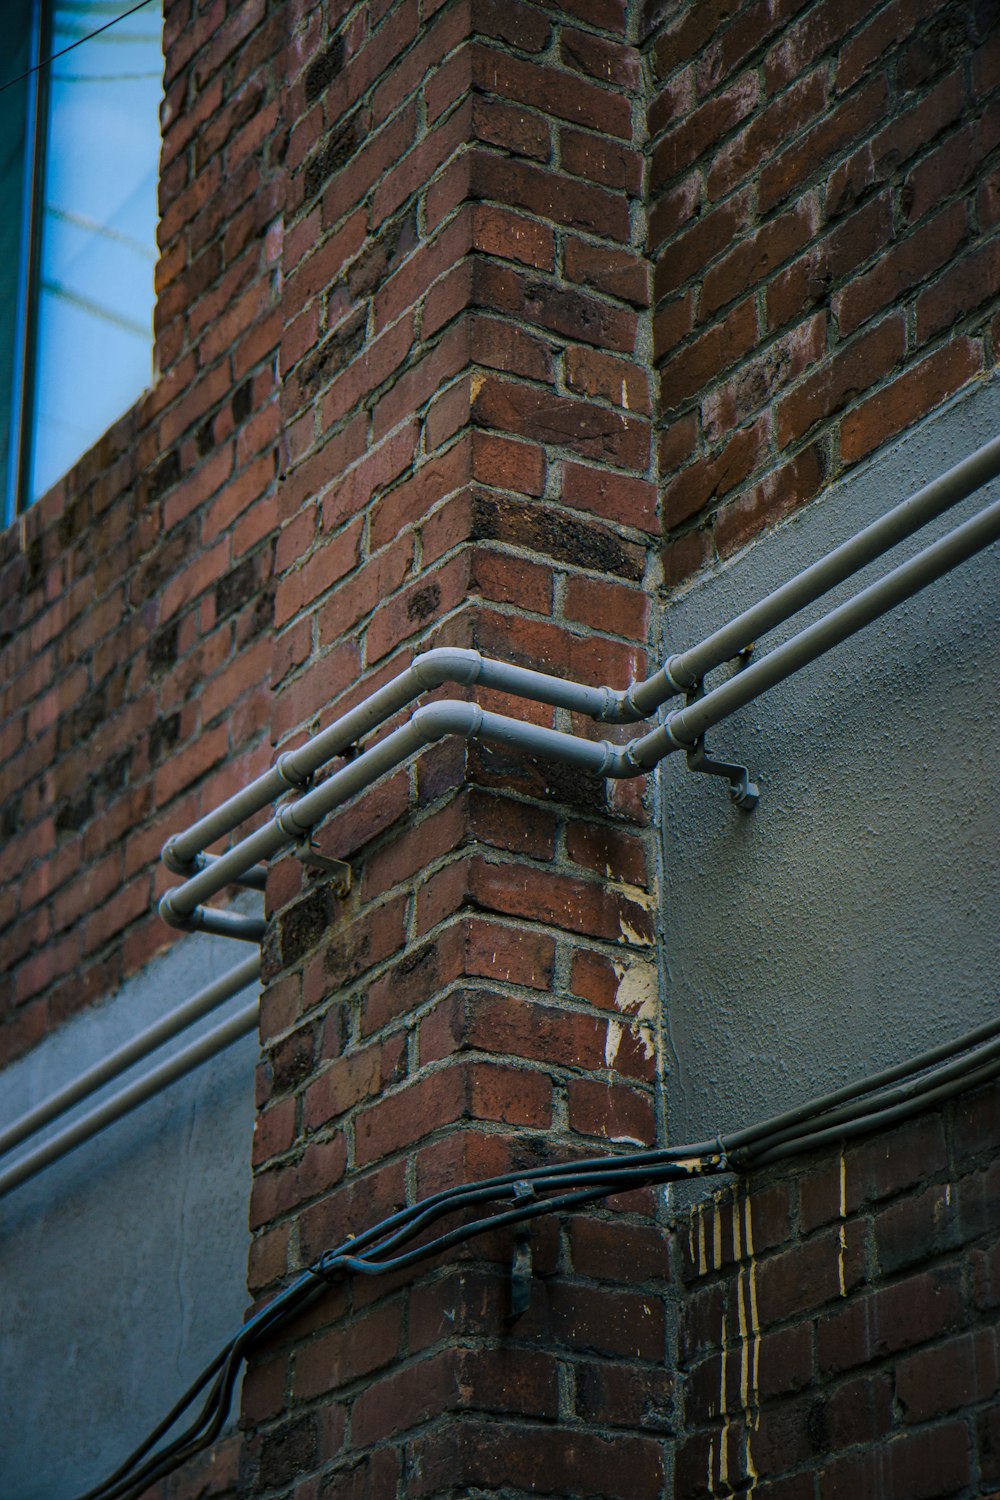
top-left (161, 432), bottom-right (1000, 873)
top-left (0, 956), bottom-right (260, 1162)
top-left (160, 701), bottom-right (633, 932)
top-left (632, 493), bottom-right (1000, 764)
top-left (660, 431), bottom-right (1000, 693)
top-left (160, 452), bottom-right (1000, 935)
top-left (162, 649), bottom-right (639, 873)
top-left (0, 999), bottom-right (260, 1200)
top-left (165, 906), bottom-right (268, 942)
top-left (181, 852), bottom-right (268, 891)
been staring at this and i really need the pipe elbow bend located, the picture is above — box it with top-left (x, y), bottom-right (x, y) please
top-left (598, 688), bottom-right (650, 725)
top-left (161, 837), bottom-right (194, 876)
top-left (602, 743), bottom-right (646, 778)
top-left (158, 889), bottom-right (193, 930)
top-left (411, 700), bottom-right (484, 742)
top-left (410, 647), bottom-right (483, 691)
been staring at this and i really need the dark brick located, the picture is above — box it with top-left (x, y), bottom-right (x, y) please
top-left (818, 1266), bottom-right (964, 1373)
top-left (471, 493), bottom-right (646, 580)
top-left (304, 35), bottom-right (344, 105)
top-left (215, 556), bottom-right (257, 620)
top-left (897, 1327), bottom-right (1000, 1422)
top-left (145, 448), bottom-right (181, 502)
top-left (818, 1420), bottom-right (971, 1499)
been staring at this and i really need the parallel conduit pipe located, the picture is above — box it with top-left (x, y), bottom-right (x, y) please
top-left (632, 491), bottom-right (1000, 761)
top-left (0, 998), bottom-right (260, 1200)
top-left (654, 428), bottom-right (1000, 698)
top-left (162, 433), bottom-right (1000, 879)
top-left (160, 494), bottom-right (1000, 940)
top-left (0, 954), bottom-right (260, 1163)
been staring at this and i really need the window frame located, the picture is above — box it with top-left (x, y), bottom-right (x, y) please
top-left (4, 0), bottom-right (163, 529)
top-left (5, 0), bottom-right (50, 527)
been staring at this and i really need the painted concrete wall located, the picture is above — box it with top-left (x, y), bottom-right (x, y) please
top-left (658, 379), bottom-right (1000, 1147)
top-left (0, 917), bottom-right (259, 1500)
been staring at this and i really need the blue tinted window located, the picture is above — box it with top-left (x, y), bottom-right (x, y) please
top-left (2, 0), bottom-right (163, 519)
top-left (30, 0), bottom-right (162, 501)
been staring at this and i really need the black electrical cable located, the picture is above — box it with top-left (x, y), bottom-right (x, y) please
top-left (746, 1049), bottom-right (1000, 1167)
top-left (736, 1031), bottom-right (1000, 1161)
top-left (75, 1010), bottom-right (1000, 1500)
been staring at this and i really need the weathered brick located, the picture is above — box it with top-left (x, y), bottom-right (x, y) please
top-left (762, 75), bottom-right (890, 214)
top-left (650, 73), bottom-right (760, 189)
top-left (839, 337), bottom-right (983, 462)
top-left (658, 298), bottom-right (759, 407)
top-left (662, 416), bottom-right (768, 528)
top-left (708, 71), bottom-right (828, 202)
top-left (826, 71), bottom-right (964, 220)
top-left (897, 1326), bottom-right (1000, 1422)
top-left (776, 314), bottom-right (905, 446)
top-left (834, 201), bottom-right (968, 336)
top-left (471, 376), bottom-right (649, 471)
top-left (818, 1266), bottom-right (964, 1373)
top-left (409, 1420), bottom-right (664, 1500)
top-left (915, 236), bottom-right (1000, 344)
top-left (817, 1421), bottom-right (971, 1500)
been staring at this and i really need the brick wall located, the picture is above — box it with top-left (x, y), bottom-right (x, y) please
top-left (242, 0), bottom-right (999, 1492)
top-left (673, 1080), bottom-right (1000, 1500)
top-left (1, 0), bottom-right (998, 1496)
top-left (646, 0), bottom-right (1000, 585)
top-left (242, 1), bottom-right (671, 1494)
top-left (0, 0), bottom-right (285, 1068)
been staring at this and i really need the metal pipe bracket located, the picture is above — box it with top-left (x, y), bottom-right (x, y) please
top-left (506, 1180), bottom-right (536, 1322)
top-left (682, 682), bottom-right (759, 811)
top-left (685, 738), bottom-right (759, 811)
top-left (294, 836), bottom-right (352, 896)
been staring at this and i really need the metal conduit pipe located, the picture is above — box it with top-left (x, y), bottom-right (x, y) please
top-left (633, 492), bottom-right (1000, 763)
top-left (159, 702), bottom-right (631, 932)
top-left (182, 852), bottom-right (269, 891)
top-left (161, 493), bottom-right (999, 939)
top-left (0, 956), bottom-right (260, 1162)
top-left (162, 648), bottom-right (630, 876)
top-left (181, 906), bottom-right (268, 942)
top-left (657, 430), bottom-right (1000, 697)
top-left (162, 435), bottom-right (1000, 880)
top-left (0, 999), bottom-right (260, 1200)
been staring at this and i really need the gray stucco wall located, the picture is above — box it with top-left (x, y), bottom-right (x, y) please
top-left (0, 923), bottom-right (258, 1500)
top-left (658, 378), bottom-right (999, 1148)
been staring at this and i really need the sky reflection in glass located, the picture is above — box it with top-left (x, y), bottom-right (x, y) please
top-left (30, 0), bottom-right (162, 501)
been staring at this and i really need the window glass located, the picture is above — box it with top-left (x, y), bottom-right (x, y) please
top-left (28, 0), bottom-right (162, 503)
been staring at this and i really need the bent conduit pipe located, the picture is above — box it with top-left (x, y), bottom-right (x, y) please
top-left (0, 955), bottom-right (260, 1163)
top-left (0, 999), bottom-right (260, 1200)
top-left (162, 433), bottom-right (1000, 881)
top-left (160, 494), bottom-right (1000, 940)
top-left (636, 491), bottom-right (1000, 760)
top-left (161, 649), bottom-right (633, 879)
top-left (656, 429), bottom-right (1000, 696)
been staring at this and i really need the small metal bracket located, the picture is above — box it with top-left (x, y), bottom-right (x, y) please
top-left (294, 836), bottom-right (352, 896)
top-left (683, 682), bottom-right (759, 811)
top-left (685, 738), bottom-right (759, 810)
top-left (506, 1180), bottom-right (535, 1322)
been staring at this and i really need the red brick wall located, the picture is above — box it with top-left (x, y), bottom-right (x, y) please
top-left (0, 0), bottom-right (285, 1067)
top-left (673, 1080), bottom-right (1000, 1500)
top-left (646, 0), bottom-right (1000, 586)
top-left (242, 1), bottom-right (670, 1494)
top-left (1, 0), bottom-right (998, 1497)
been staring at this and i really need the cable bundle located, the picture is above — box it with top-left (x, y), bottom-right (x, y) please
top-left (77, 1006), bottom-right (1000, 1500)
